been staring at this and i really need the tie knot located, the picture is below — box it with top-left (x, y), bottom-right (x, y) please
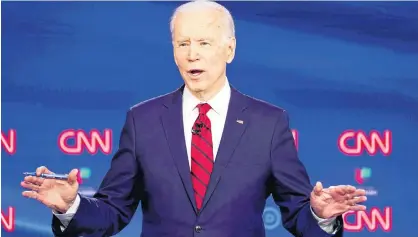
top-left (197, 103), bottom-right (211, 115)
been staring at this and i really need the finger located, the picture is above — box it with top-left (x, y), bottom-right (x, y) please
top-left (335, 185), bottom-right (355, 196)
top-left (352, 189), bottom-right (366, 197)
top-left (344, 185), bottom-right (356, 193)
top-left (344, 189), bottom-right (367, 200)
top-left (353, 196), bottom-right (367, 204)
top-left (313, 181), bottom-right (323, 195)
top-left (68, 169), bottom-right (79, 185)
top-left (327, 187), bottom-right (347, 200)
top-left (36, 166), bottom-right (53, 176)
top-left (348, 205), bottom-right (367, 212)
top-left (24, 176), bottom-right (45, 186)
top-left (346, 195), bottom-right (367, 206)
top-left (22, 191), bottom-right (42, 201)
top-left (21, 181), bottom-right (41, 192)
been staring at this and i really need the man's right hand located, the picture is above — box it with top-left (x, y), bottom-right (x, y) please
top-left (21, 166), bottom-right (79, 213)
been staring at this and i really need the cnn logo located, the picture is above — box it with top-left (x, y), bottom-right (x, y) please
top-left (338, 130), bottom-right (392, 156)
top-left (292, 129), bottom-right (298, 150)
top-left (343, 207), bottom-right (392, 232)
top-left (58, 129), bottom-right (113, 155)
top-left (1, 207), bottom-right (15, 232)
top-left (1, 129), bottom-right (17, 155)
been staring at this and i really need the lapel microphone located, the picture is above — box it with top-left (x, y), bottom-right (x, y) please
top-left (191, 128), bottom-right (200, 135)
top-left (191, 122), bottom-right (204, 135)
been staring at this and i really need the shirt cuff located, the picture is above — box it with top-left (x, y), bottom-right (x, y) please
top-left (310, 206), bottom-right (340, 234)
top-left (52, 194), bottom-right (81, 230)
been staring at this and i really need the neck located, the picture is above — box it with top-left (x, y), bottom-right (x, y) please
top-left (190, 76), bottom-right (226, 102)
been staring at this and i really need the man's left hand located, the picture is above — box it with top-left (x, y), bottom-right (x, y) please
top-left (310, 181), bottom-right (367, 219)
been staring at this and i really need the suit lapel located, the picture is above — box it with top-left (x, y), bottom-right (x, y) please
top-left (201, 87), bottom-right (249, 211)
top-left (160, 86), bottom-right (198, 213)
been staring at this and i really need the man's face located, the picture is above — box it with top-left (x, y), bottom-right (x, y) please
top-left (172, 9), bottom-right (235, 95)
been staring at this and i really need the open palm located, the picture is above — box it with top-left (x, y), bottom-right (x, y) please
top-left (310, 182), bottom-right (367, 219)
top-left (21, 167), bottom-right (79, 213)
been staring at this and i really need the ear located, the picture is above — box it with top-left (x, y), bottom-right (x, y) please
top-left (226, 37), bottom-right (236, 64)
top-left (172, 41), bottom-right (179, 66)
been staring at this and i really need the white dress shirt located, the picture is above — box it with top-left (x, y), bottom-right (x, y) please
top-left (54, 79), bottom-right (339, 234)
top-left (182, 79), bottom-right (230, 165)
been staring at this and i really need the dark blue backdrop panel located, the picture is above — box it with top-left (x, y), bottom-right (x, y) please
top-left (2, 1), bottom-right (418, 237)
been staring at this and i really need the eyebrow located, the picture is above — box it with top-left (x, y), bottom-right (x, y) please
top-left (176, 38), bottom-right (214, 43)
top-left (197, 38), bottom-right (214, 42)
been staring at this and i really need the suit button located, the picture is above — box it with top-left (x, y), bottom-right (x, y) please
top-left (194, 225), bottom-right (202, 233)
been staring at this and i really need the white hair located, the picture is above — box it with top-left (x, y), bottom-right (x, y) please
top-left (169, 0), bottom-right (235, 40)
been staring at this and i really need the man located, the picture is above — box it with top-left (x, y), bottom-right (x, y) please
top-left (21, 1), bottom-right (367, 237)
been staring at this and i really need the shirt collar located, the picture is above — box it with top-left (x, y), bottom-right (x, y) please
top-left (182, 78), bottom-right (231, 116)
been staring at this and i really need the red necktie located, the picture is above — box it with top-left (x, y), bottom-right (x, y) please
top-left (191, 103), bottom-right (214, 210)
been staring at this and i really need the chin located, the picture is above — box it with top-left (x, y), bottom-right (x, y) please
top-left (189, 86), bottom-right (206, 93)
top-left (187, 81), bottom-right (207, 92)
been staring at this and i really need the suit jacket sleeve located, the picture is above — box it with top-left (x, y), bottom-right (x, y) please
top-left (52, 109), bottom-right (144, 237)
top-left (269, 110), bottom-right (343, 237)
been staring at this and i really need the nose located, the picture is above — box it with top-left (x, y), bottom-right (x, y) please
top-left (187, 44), bottom-right (200, 62)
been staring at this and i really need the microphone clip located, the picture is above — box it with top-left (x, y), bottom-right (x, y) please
top-left (191, 128), bottom-right (201, 135)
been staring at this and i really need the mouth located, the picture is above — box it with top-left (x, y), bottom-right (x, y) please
top-left (187, 69), bottom-right (205, 78)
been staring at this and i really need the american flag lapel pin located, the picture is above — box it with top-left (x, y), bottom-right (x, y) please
top-left (236, 119), bottom-right (244, 124)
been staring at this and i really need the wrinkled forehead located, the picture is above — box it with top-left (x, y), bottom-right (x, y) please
top-left (173, 10), bottom-right (225, 41)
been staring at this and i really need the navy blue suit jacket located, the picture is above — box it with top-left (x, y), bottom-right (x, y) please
top-left (52, 85), bottom-right (343, 237)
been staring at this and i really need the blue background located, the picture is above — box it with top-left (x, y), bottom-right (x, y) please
top-left (2, 1), bottom-right (418, 236)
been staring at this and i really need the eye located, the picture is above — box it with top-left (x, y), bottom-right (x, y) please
top-left (178, 42), bottom-right (189, 47)
top-left (200, 42), bottom-right (210, 46)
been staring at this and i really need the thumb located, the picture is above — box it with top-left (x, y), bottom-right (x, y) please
top-left (313, 181), bottom-right (323, 195)
top-left (68, 169), bottom-right (80, 185)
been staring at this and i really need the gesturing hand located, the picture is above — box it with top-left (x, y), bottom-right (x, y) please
top-left (21, 166), bottom-right (79, 213)
top-left (310, 181), bottom-right (367, 219)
